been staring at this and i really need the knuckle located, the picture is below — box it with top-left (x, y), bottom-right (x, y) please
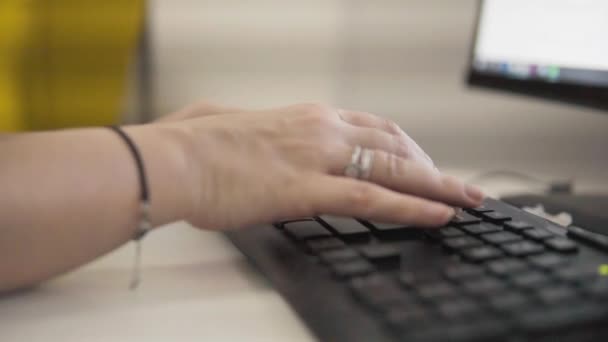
top-left (383, 118), bottom-right (402, 135)
top-left (297, 105), bottom-right (340, 137)
top-left (194, 99), bottom-right (213, 108)
top-left (395, 139), bottom-right (413, 159)
top-left (386, 153), bottom-right (402, 178)
top-left (306, 110), bottom-right (332, 127)
top-left (297, 102), bottom-right (334, 117)
top-left (385, 152), bottom-right (405, 178)
top-left (193, 100), bottom-right (218, 113)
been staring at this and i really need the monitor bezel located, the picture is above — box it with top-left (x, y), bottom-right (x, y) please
top-left (466, 0), bottom-right (608, 112)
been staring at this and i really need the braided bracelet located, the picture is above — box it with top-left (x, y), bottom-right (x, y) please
top-left (107, 126), bottom-right (152, 290)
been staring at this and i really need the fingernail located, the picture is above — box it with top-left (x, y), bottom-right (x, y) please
top-left (425, 205), bottom-right (455, 222)
top-left (465, 184), bottom-right (485, 203)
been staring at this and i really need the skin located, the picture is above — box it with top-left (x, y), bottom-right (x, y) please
top-left (0, 102), bottom-right (484, 293)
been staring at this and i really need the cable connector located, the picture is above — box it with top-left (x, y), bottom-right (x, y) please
top-left (548, 180), bottom-right (573, 194)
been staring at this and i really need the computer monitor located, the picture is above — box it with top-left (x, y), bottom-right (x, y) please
top-left (467, 0), bottom-right (608, 233)
top-left (467, 0), bottom-right (608, 111)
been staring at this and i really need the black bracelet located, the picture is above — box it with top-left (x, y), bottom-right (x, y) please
top-left (107, 126), bottom-right (152, 289)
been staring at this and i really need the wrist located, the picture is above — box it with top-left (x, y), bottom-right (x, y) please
top-left (123, 124), bottom-right (196, 227)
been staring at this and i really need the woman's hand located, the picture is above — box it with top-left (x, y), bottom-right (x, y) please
top-left (0, 101), bottom-right (484, 291)
top-left (154, 102), bottom-right (484, 230)
top-left (154, 101), bottom-right (242, 122)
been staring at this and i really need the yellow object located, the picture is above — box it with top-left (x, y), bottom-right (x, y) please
top-left (0, 0), bottom-right (143, 131)
top-left (0, 0), bottom-right (28, 131)
top-left (600, 264), bottom-right (608, 276)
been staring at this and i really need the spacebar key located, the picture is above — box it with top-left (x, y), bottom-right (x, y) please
top-left (518, 303), bottom-right (608, 334)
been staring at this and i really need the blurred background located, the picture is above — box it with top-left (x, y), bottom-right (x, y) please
top-left (1, 0), bottom-right (607, 182)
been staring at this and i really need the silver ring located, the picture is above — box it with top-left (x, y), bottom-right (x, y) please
top-left (359, 148), bottom-right (374, 180)
top-left (344, 145), bottom-right (363, 178)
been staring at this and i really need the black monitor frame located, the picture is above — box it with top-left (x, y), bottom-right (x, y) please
top-left (466, 0), bottom-right (608, 112)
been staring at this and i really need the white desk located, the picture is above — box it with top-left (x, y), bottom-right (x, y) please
top-left (0, 224), bottom-right (314, 342)
top-left (1, 168), bottom-right (605, 342)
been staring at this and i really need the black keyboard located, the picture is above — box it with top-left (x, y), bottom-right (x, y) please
top-left (227, 198), bottom-right (608, 341)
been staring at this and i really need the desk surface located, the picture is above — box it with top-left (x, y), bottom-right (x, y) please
top-left (0, 224), bottom-right (314, 342)
top-left (1, 168), bottom-right (606, 342)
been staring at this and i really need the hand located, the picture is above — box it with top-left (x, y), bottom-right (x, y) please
top-left (157, 103), bottom-right (484, 230)
top-left (154, 100), bottom-right (242, 122)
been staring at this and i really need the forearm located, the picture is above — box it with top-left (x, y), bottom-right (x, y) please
top-left (0, 125), bottom-right (191, 292)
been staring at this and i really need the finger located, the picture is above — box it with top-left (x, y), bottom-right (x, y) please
top-left (343, 126), bottom-right (412, 161)
top-left (302, 175), bottom-right (456, 227)
top-left (338, 109), bottom-right (402, 135)
top-left (364, 149), bottom-right (484, 208)
top-left (338, 110), bottom-right (434, 167)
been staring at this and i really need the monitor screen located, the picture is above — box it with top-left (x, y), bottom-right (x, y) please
top-left (468, 0), bottom-right (608, 110)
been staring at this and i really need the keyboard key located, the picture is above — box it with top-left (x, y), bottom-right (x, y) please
top-left (399, 271), bottom-right (443, 288)
top-left (584, 279), bottom-right (608, 299)
top-left (536, 285), bottom-right (579, 304)
top-left (461, 222), bottom-right (503, 235)
top-left (367, 221), bottom-right (409, 230)
top-left (442, 236), bottom-right (484, 250)
top-left (283, 220), bottom-right (332, 240)
top-left (544, 237), bottom-right (579, 253)
top-left (349, 273), bottom-right (391, 290)
top-left (437, 298), bottom-right (481, 318)
top-left (451, 211), bottom-right (482, 225)
top-left (426, 226), bottom-right (465, 240)
top-left (433, 319), bottom-right (511, 342)
top-left (504, 220), bottom-right (534, 232)
top-left (349, 275), bottom-right (410, 311)
top-left (416, 282), bottom-right (460, 301)
top-left (554, 266), bottom-right (598, 283)
top-left (486, 259), bottom-right (528, 276)
top-left (511, 271), bottom-right (552, 289)
top-left (522, 228), bottom-right (554, 241)
top-left (467, 204), bottom-right (494, 214)
top-left (385, 306), bottom-right (434, 332)
top-left (274, 219), bottom-right (312, 229)
top-left (567, 225), bottom-right (608, 252)
top-left (367, 221), bottom-right (421, 240)
top-left (318, 216), bottom-right (370, 242)
top-left (482, 211), bottom-right (512, 223)
top-left (319, 248), bottom-right (359, 264)
top-left (305, 237), bottom-right (345, 253)
top-left (399, 240), bottom-right (457, 270)
top-left (528, 253), bottom-right (569, 269)
top-left (517, 303), bottom-right (608, 334)
top-left (401, 329), bottom-right (447, 342)
top-left (461, 277), bottom-right (506, 296)
top-left (488, 291), bottom-right (530, 312)
top-left (461, 246), bottom-right (504, 262)
top-left (501, 241), bottom-right (545, 256)
top-left (358, 244), bottom-right (401, 265)
top-left (481, 231), bottom-right (522, 244)
top-left (443, 264), bottom-right (486, 280)
top-left (330, 259), bottom-right (374, 279)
